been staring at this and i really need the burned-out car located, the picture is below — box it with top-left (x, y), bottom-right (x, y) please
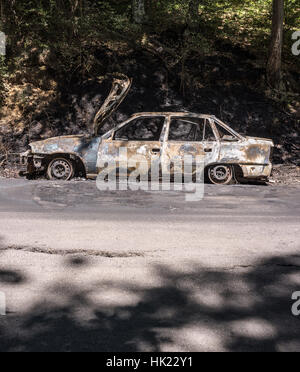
top-left (20, 77), bottom-right (274, 185)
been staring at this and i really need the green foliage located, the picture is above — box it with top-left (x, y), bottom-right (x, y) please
top-left (0, 0), bottom-right (299, 83)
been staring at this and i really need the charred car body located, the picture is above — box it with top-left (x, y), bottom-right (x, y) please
top-left (20, 77), bottom-right (274, 185)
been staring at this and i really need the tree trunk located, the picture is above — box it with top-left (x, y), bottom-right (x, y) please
top-left (267, 0), bottom-right (284, 88)
top-left (188, 0), bottom-right (200, 19)
top-left (132, 0), bottom-right (146, 24)
top-left (0, 1), bottom-right (4, 24)
top-left (145, 0), bottom-right (155, 21)
top-left (187, 0), bottom-right (200, 30)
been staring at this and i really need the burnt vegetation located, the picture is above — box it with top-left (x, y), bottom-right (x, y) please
top-left (0, 0), bottom-right (299, 175)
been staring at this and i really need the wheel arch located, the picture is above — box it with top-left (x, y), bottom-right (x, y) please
top-left (44, 152), bottom-right (87, 178)
top-left (205, 163), bottom-right (243, 184)
top-left (205, 162), bottom-right (243, 175)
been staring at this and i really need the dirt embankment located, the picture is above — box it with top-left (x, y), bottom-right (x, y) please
top-left (0, 43), bottom-right (299, 183)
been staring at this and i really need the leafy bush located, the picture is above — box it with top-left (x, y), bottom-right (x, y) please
top-left (0, 0), bottom-right (298, 85)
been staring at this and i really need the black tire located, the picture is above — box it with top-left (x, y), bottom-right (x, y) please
top-left (47, 158), bottom-right (74, 181)
top-left (208, 164), bottom-right (234, 185)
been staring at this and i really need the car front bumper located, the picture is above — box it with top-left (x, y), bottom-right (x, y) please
top-left (19, 151), bottom-right (45, 177)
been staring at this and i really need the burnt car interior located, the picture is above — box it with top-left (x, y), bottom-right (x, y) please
top-left (114, 117), bottom-right (165, 141)
top-left (215, 123), bottom-right (239, 142)
top-left (169, 118), bottom-right (215, 142)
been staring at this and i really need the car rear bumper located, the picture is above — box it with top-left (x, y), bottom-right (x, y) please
top-left (240, 164), bottom-right (273, 179)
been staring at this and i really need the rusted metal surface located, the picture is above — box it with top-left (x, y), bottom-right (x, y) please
top-left (93, 76), bottom-right (132, 136)
top-left (20, 78), bottom-right (274, 183)
top-left (28, 135), bottom-right (101, 174)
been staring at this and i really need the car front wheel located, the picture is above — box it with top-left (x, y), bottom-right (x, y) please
top-left (47, 158), bottom-right (74, 181)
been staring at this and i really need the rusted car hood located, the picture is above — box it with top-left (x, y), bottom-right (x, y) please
top-left (30, 135), bottom-right (90, 154)
top-left (93, 75), bottom-right (132, 135)
top-left (29, 75), bottom-right (132, 152)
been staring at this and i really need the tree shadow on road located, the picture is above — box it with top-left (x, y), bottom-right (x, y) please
top-left (0, 253), bottom-right (300, 352)
top-left (0, 237), bottom-right (27, 286)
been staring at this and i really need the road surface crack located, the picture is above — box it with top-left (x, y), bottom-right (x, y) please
top-left (224, 263), bottom-right (300, 271)
top-left (1, 245), bottom-right (144, 258)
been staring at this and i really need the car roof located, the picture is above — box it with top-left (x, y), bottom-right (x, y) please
top-left (130, 112), bottom-right (215, 119)
top-left (124, 112), bottom-right (244, 140)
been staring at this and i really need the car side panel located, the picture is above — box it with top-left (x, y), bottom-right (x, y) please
top-left (218, 141), bottom-right (272, 165)
top-left (97, 139), bottom-right (162, 177)
top-left (28, 136), bottom-right (102, 175)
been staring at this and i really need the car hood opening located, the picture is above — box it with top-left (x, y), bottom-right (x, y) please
top-left (93, 75), bottom-right (132, 136)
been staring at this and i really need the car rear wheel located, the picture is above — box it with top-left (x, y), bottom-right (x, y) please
top-left (208, 164), bottom-right (233, 185)
top-left (47, 158), bottom-right (74, 181)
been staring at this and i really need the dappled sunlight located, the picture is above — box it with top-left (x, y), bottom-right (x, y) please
top-left (1, 250), bottom-right (300, 352)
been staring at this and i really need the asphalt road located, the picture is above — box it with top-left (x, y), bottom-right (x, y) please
top-left (0, 178), bottom-right (300, 352)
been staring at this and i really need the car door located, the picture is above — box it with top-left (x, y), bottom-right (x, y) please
top-left (97, 115), bottom-right (166, 180)
top-left (161, 116), bottom-right (220, 178)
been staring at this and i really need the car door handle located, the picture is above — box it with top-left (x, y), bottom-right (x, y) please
top-left (151, 148), bottom-right (161, 154)
top-left (204, 148), bottom-right (212, 153)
